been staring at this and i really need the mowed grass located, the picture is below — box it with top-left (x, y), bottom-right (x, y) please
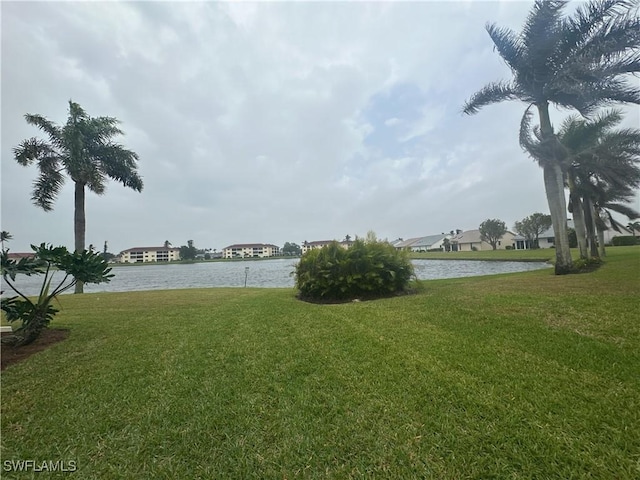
top-left (1, 247), bottom-right (639, 479)
top-left (411, 247), bottom-right (555, 261)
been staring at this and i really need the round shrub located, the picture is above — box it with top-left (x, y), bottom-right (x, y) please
top-left (294, 239), bottom-right (415, 302)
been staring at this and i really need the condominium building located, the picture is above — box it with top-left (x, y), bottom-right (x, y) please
top-left (119, 246), bottom-right (181, 263)
top-left (222, 243), bottom-right (280, 259)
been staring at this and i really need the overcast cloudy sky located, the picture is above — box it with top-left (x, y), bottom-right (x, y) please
top-left (2, 1), bottom-right (638, 254)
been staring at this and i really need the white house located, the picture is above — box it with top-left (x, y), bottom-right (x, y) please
top-left (452, 230), bottom-right (517, 251)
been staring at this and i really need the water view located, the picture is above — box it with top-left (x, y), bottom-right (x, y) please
top-left (2, 258), bottom-right (551, 297)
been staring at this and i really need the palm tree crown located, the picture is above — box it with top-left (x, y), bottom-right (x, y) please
top-left (464, 0), bottom-right (640, 119)
top-left (14, 101), bottom-right (143, 211)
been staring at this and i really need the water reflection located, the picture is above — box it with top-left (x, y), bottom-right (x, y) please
top-left (2, 258), bottom-right (550, 297)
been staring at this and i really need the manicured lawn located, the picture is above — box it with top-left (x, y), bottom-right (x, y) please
top-left (411, 247), bottom-right (556, 261)
top-left (2, 247), bottom-right (639, 478)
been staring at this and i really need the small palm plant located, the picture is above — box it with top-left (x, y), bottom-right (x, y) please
top-left (1, 243), bottom-right (113, 346)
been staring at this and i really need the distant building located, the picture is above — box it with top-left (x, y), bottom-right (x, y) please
top-left (301, 240), bottom-right (354, 254)
top-left (452, 230), bottom-right (516, 251)
top-left (118, 246), bottom-right (181, 263)
top-left (222, 243), bottom-right (280, 259)
top-left (393, 234), bottom-right (451, 252)
top-left (6, 252), bottom-right (36, 260)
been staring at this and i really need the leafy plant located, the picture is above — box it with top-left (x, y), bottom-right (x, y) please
top-left (1, 244), bottom-right (113, 346)
top-left (295, 238), bottom-right (414, 302)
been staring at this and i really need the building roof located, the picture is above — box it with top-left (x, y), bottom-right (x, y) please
top-left (394, 237), bottom-right (422, 248)
top-left (410, 234), bottom-right (448, 248)
top-left (452, 230), bottom-right (483, 244)
top-left (303, 240), bottom-right (335, 247)
top-left (6, 252), bottom-right (36, 259)
top-left (120, 246), bottom-right (180, 253)
top-left (453, 230), bottom-right (515, 244)
top-left (224, 243), bottom-right (279, 249)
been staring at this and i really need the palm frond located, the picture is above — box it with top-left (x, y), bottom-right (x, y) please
top-left (32, 156), bottom-right (65, 212)
top-left (522, 0), bottom-right (568, 50)
top-left (463, 81), bottom-right (524, 115)
top-left (23, 115), bottom-right (64, 149)
top-left (486, 23), bottom-right (524, 72)
top-left (13, 138), bottom-right (57, 166)
top-left (94, 144), bottom-right (144, 192)
top-left (601, 201), bottom-right (640, 220)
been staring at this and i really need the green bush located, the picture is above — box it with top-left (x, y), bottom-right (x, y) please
top-left (571, 257), bottom-right (603, 273)
top-left (611, 235), bottom-right (640, 246)
top-left (295, 239), bottom-right (414, 302)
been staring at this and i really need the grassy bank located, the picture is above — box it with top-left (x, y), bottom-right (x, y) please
top-left (2, 247), bottom-right (639, 478)
top-left (410, 247), bottom-right (556, 261)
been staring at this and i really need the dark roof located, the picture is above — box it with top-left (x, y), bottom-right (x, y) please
top-left (120, 247), bottom-right (180, 253)
top-left (7, 252), bottom-right (36, 259)
top-left (224, 243), bottom-right (279, 249)
top-left (304, 240), bottom-right (335, 246)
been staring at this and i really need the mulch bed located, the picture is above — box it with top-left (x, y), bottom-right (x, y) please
top-left (1, 329), bottom-right (70, 371)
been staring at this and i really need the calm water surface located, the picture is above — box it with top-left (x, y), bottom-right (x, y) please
top-left (3, 258), bottom-right (551, 297)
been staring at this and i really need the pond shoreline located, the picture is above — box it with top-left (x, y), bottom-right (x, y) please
top-left (7, 258), bottom-right (552, 297)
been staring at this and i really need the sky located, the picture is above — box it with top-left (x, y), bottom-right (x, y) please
top-left (2, 0), bottom-right (639, 254)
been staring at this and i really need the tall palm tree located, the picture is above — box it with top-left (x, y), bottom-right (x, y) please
top-left (522, 109), bottom-right (640, 258)
top-left (13, 100), bottom-right (143, 292)
top-left (463, 0), bottom-right (640, 274)
top-left (0, 231), bottom-right (12, 251)
top-left (564, 110), bottom-right (640, 257)
top-left (594, 185), bottom-right (639, 255)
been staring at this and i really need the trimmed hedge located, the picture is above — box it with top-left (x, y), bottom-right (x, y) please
top-left (611, 236), bottom-right (640, 246)
top-left (295, 239), bottom-right (414, 302)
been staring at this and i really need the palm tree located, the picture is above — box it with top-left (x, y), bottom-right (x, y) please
top-left (0, 231), bottom-right (12, 251)
top-left (522, 109), bottom-right (640, 258)
top-left (570, 117), bottom-right (640, 258)
top-left (13, 100), bottom-right (143, 292)
top-left (463, 0), bottom-right (640, 274)
top-left (594, 185), bottom-right (639, 255)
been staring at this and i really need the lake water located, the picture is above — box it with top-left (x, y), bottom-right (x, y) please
top-left (2, 258), bottom-right (551, 297)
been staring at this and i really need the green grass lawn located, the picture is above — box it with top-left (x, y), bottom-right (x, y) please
top-left (2, 247), bottom-right (639, 479)
top-left (410, 247), bottom-right (556, 261)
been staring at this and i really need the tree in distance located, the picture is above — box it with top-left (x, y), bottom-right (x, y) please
top-left (480, 219), bottom-right (508, 250)
top-left (13, 100), bottom-right (143, 293)
top-left (282, 242), bottom-right (302, 256)
top-left (180, 240), bottom-right (197, 261)
top-left (514, 213), bottom-right (552, 249)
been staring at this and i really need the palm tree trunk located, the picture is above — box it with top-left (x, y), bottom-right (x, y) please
top-left (597, 228), bottom-right (606, 257)
top-left (537, 103), bottom-right (572, 274)
top-left (569, 191), bottom-right (589, 259)
top-left (582, 196), bottom-right (599, 259)
top-left (74, 181), bottom-right (86, 294)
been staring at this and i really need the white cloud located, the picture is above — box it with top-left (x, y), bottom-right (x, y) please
top-left (2, 1), bottom-right (637, 254)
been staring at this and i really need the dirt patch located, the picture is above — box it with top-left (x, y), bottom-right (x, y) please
top-left (1, 329), bottom-right (70, 371)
